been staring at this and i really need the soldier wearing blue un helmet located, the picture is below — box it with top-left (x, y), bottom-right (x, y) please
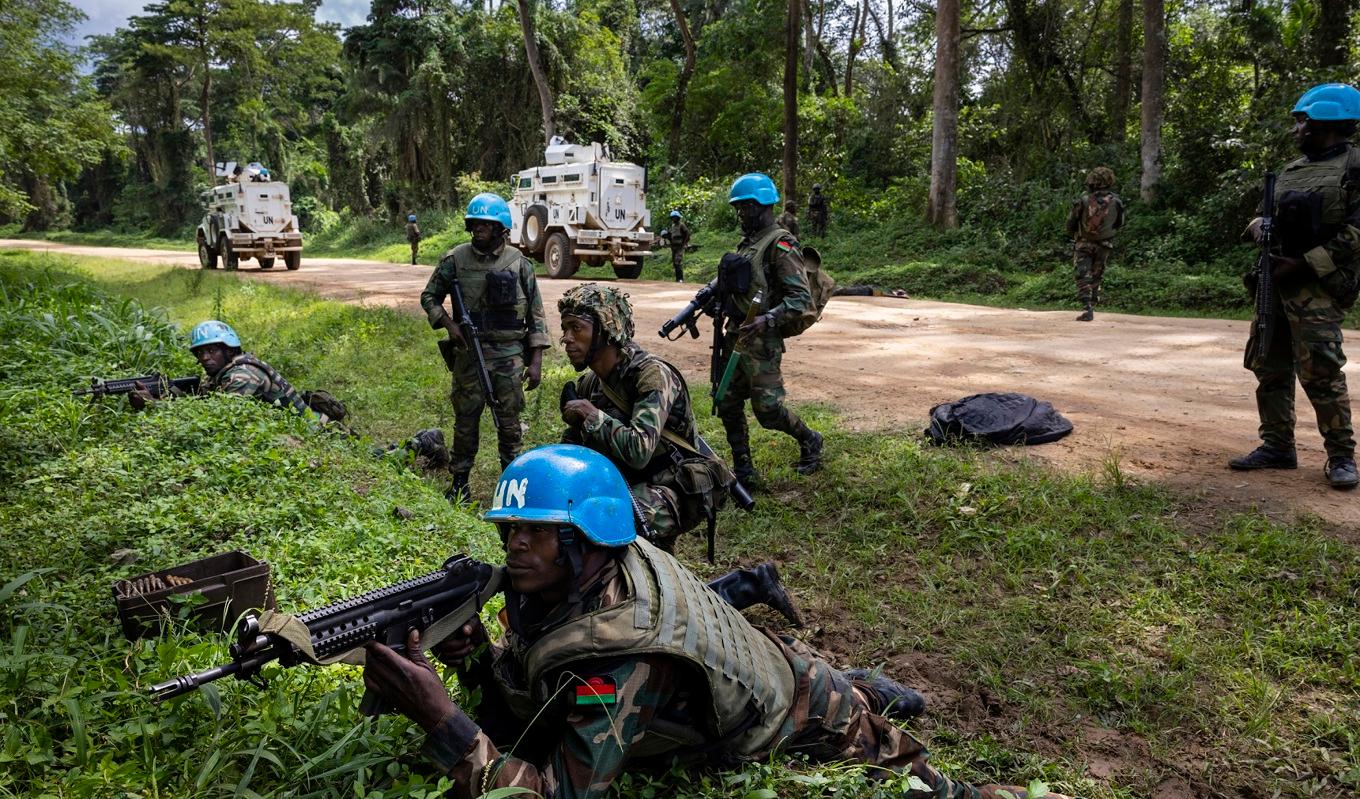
top-left (662, 209), bottom-right (690, 282)
top-left (420, 193), bottom-right (550, 501)
top-left (358, 443), bottom-right (1069, 799)
top-left (716, 172), bottom-right (823, 484)
top-left (405, 213), bottom-right (422, 265)
top-left (1232, 83), bottom-right (1360, 488)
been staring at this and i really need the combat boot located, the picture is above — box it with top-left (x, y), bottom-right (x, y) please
top-left (844, 668), bottom-right (927, 720)
top-left (445, 470), bottom-right (471, 503)
top-left (732, 448), bottom-right (761, 488)
top-left (1228, 445), bottom-right (1297, 470)
top-left (794, 429), bottom-right (824, 475)
top-left (706, 562), bottom-right (803, 626)
top-left (1325, 456), bottom-right (1359, 489)
top-left (1076, 306), bottom-right (1094, 322)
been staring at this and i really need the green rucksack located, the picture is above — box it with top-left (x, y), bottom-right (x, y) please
top-left (780, 245), bottom-right (836, 337)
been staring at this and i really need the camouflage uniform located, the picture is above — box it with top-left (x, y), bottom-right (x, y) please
top-left (806, 189), bottom-right (828, 237)
top-left (666, 220), bottom-right (691, 282)
top-left (563, 342), bottom-right (723, 550)
top-left (206, 352), bottom-right (310, 416)
top-left (406, 221), bottom-right (422, 265)
top-left (421, 242), bottom-right (549, 478)
top-left (777, 209), bottom-right (800, 238)
top-left (1065, 168), bottom-right (1126, 311)
top-left (1247, 142), bottom-right (1360, 461)
top-left (421, 542), bottom-right (1042, 799)
top-left (717, 224), bottom-right (820, 472)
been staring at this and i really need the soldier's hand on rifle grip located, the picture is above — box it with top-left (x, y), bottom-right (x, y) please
top-left (562, 399), bottom-right (597, 427)
top-left (1243, 217), bottom-right (1265, 245)
top-left (363, 629), bottom-right (455, 733)
top-left (430, 619), bottom-right (488, 667)
top-left (523, 348), bottom-right (543, 390)
top-left (442, 317), bottom-right (468, 349)
top-left (128, 383), bottom-right (155, 412)
top-left (1270, 255), bottom-right (1307, 283)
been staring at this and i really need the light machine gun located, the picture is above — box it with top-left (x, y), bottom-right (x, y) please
top-left (151, 555), bottom-right (503, 715)
top-left (1246, 172), bottom-right (1277, 370)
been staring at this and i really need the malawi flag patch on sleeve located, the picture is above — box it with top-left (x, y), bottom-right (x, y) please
top-left (775, 240), bottom-right (796, 253)
top-left (575, 675), bottom-right (618, 706)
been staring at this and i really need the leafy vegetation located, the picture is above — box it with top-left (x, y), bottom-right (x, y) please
top-left (2, 249), bottom-right (1356, 797)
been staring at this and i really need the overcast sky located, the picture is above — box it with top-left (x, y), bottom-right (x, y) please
top-left (68, 0), bottom-right (372, 44)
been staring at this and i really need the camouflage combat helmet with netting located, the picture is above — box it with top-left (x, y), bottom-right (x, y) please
top-left (1085, 166), bottom-right (1116, 190)
top-left (558, 283), bottom-right (635, 345)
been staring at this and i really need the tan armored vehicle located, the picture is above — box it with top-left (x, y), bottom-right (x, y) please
top-left (508, 141), bottom-right (655, 279)
top-left (196, 162), bottom-right (303, 271)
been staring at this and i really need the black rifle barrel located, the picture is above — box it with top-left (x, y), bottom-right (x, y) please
top-left (448, 266), bottom-right (501, 411)
top-left (1248, 172), bottom-right (1277, 370)
top-left (74, 374), bottom-right (200, 399)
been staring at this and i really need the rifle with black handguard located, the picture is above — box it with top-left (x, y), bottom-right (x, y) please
top-left (439, 258), bottom-right (501, 412)
top-left (658, 279), bottom-right (719, 341)
top-left (150, 555), bottom-right (503, 715)
top-left (1246, 172), bottom-right (1277, 370)
top-left (74, 374), bottom-right (201, 400)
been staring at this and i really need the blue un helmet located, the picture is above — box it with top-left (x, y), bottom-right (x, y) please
top-left (728, 173), bottom-right (780, 207)
top-left (1292, 83), bottom-right (1360, 121)
top-left (189, 320), bottom-right (241, 350)
top-left (669, 209), bottom-right (681, 219)
top-left (407, 214), bottom-right (417, 222)
top-left (465, 192), bottom-right (512, 229)
top-left (485, 444), bottom-right (637, 547)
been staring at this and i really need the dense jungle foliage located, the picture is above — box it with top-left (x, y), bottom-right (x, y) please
top-left (3, 0), bottom-right (1359, 310)
top-left (3, 250), bottom-right (1360, 798)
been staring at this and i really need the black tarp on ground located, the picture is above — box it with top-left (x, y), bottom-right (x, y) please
top-left (925, 392), bottom-right (1074, 446)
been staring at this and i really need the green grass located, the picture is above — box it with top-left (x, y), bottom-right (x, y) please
top-left (1, 248), bottom-right (1357, 798)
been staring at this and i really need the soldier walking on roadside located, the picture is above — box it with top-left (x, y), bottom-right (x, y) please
top-left (406, 214), bottom-right (422, 265)
top-left (663, 210), bottom-right (691, 282)
top-left (1230, 83), bottom-right (1360, 489)
top-left (1065, 167), bottom-right (1126, 321)
top-left (777, 203), bottom-right (800, 238)
top-left (420, 193), bottom-right (550, 500)
top-left (806, 184), bottom-right (829, 237)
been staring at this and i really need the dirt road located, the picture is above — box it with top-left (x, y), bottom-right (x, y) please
top-left (9, 239), bottom-right (1358, 532)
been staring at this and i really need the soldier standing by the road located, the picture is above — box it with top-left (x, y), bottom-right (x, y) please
top-left (1231, 83), bottom-right (1360, 489)
top-left (1065, 167), bottom-right (1126, 321)
top-left (420, 193), bottom-right (550, 500)
top-left (406, 214), bottom-right (422, 265)
top-left (806, 183), bottom-right (829, 237)
top-left (718, 173), bottom-right (823, 484)
top-left (777, 203), bottom-right (800, 237)
top-left (663, 210), bottom-right (690, 282)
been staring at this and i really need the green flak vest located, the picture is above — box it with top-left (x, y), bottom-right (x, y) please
top-left (1079, 191), bottom-right (1120, 242)
top-left (1273, 146), bottom-right (1360, 258)
top-left (449, 243), bottom-right (532, 343)
top-left (578, 347), bottom-right (700, 483)
top-left (492, 539), bottom-right (797, 758)
top-left (726, 225), bottom-right (788, 323)
top-left (212, 353), bottom-right (310, 416)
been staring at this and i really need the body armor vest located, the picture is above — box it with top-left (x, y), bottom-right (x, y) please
top-left (449, 243), bottom-right (530, 342)
top-left (211, 353), bottom-right (309, 416)
top-left (492, 539), bottom-right (796, 757)
top-left (726, 226), bottom-right (787, 323)
top-left (576, 347), bottom-right (699, 482)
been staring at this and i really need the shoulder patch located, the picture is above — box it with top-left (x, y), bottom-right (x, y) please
top-left (574, 675), bottom-right (617, 706)
top-left (775, 239), bottom-right (797, 254)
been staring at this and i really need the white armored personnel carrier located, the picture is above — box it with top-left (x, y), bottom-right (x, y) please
top-left (196, 162), bottom-right (303, 271)
top-left (508, 141), bottom-right (655, 279)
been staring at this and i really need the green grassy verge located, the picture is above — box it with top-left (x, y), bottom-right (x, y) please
top-left (1, 249), bottom-right (1357, 798)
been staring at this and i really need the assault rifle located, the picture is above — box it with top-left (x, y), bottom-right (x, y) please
top-left (1246, 172), bottom-right (1277, 370)
top-left (74, 374), bottom-right (201, 400)
top-left (658, 279), bottom-right (718, 341)
top-left (151, 555), bottom-right (503, 714)
top-left (439, 260), bottom-right (500, 412)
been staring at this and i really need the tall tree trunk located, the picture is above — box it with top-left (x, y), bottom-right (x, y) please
top-left (1315, 0), bottom-right (1352, 68)
top-left (201, 67), bottom-right (216, 183)
top-left (516, 0), bottom-right (557, 144)
top-left (668, 0), bottom-right (697, 163)
top-left (1139, 0), bottom-right (1165, 203)
top-left (1110, 0), bottom-right (1133, 141)
top-left (783, 0), bottom-right (800, 203)
top-left (844, 0), bottom-right (867, 96)
top-left (927, 0), bottom-right (960, 229)
top-left (803, 0), bottom-right (815, 90)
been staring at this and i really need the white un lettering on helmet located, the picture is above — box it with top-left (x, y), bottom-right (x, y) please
top-left (493, 477), bottom-right (529, 510)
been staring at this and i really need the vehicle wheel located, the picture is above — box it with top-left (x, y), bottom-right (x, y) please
top-left (284, 251), bottom-right (301, 271)
top-left (544, 232), bottom-right (579, 279)
top-left (221, 236), bottom-right (239, 271)
top-left (612, 262), bottom-right (643, 279)
top-left (258, 257), bottom-right (275, 269)
top-left (521, 205), bottom-right (550, 254)
top-left (198, 237), bottom-right (218, 270)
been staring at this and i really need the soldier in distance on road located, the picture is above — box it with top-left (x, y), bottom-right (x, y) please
top-left (406, 214), bottom-right (422, 265)
top-left (359, 445), bottom-right (1072, 799)
top-left (662, 210), bottom-right (690, 282)
top-left (1065, 166), bottom-right (1126, 321)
